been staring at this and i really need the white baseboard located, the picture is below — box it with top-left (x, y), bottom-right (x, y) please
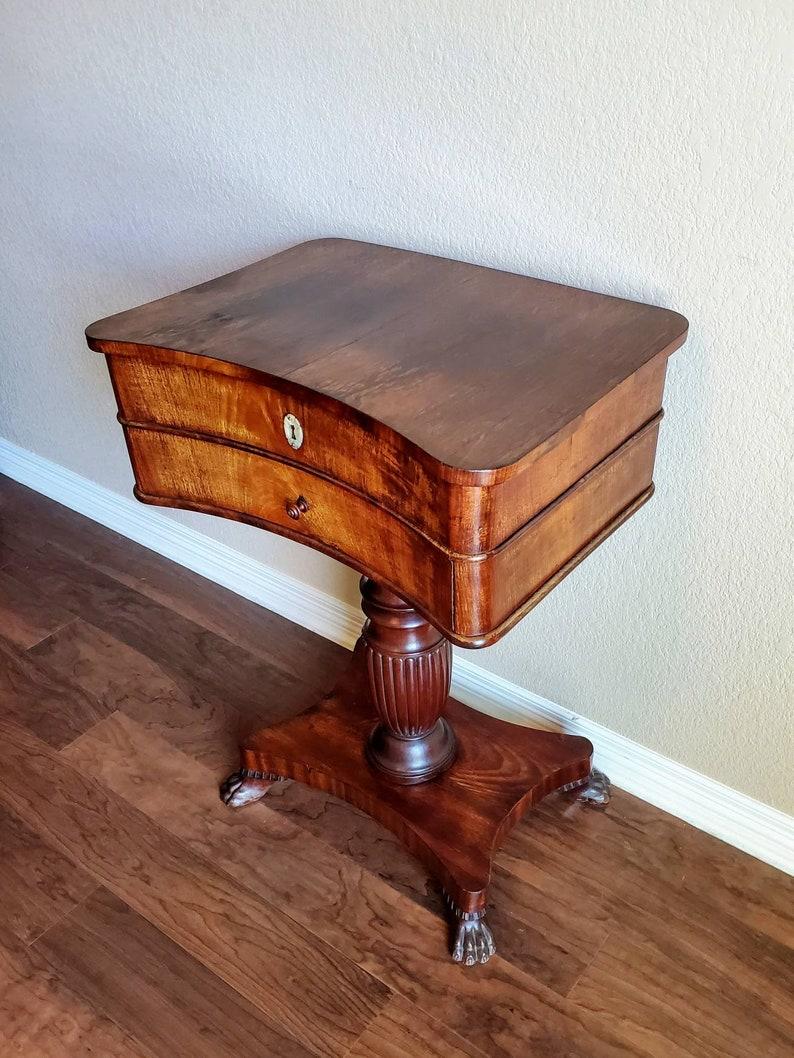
top-left (1, 434), bottom-right (792, 876)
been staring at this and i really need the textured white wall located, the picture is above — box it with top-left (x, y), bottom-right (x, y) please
top-left (2, 1), bottom-right (792, 810)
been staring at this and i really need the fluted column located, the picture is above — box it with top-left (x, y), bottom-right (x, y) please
top-left (360, 577), bottom-right (456, 784)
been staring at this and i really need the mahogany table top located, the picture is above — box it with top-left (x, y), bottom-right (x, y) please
top-left (86, 238), bottom-right (688, 472)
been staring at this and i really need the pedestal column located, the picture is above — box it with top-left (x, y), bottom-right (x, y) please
top-left (360, 578), bottom-right (457, 784)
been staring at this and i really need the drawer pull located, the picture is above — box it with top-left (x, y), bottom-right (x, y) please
top-left (286, 495), bottom-right (310, 520)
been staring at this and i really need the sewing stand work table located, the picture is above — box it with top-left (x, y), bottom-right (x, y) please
top-left (87, 238), bottom-right (688, 964)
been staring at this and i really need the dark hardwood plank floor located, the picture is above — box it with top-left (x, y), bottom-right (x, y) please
top-left (0, 473), bottom-right (792, 1057)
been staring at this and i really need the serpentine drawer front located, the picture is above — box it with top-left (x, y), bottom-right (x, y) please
top-left (87, 237), bottom-right (688, 966)
top-left (109, 350), bottom-right (454, 549)
top-left (122, 411), bottom-right (661, 645)
top-left (108, 341), bottom-right (668, 558)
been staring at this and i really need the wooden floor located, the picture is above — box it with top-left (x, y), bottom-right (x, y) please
top-left (0, 476), bottom-right (792, 1058)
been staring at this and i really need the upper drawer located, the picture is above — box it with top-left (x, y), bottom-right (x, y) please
top-left (109, 352), bottom-right (458, 549)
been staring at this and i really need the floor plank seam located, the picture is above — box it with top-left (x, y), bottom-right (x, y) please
top-left (564, 914), bottom-right (614, 1000)
top-left (25, 881), bottom-right (103, 950)
top-left (27, 925), bottom-right (170, 1058)
top-left (60, 713), bottom-right (535, 1052)
top-left (22, 614), bottom-right (79, 654)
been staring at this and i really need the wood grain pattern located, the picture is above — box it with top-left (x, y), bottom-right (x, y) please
top-left (0, 567), bottom-right (74, 648)
top-left (0, 923), bottom-right (152, 1058)
top-left (109, 350), bottom-right (456, 548)
top-left (675, 828), bottom-right (794, 950)
top-left (87, 238), bottom-right (687, 472)
top-left (91, 243), bottom-right (684, 967)
top-left (89, 237), bottom-right (687, 644)
top-left (119, 413), bottom-right (661, 645)
top-left (107, 343), bottom-right (668, 553)
top-left (569, 914), bottom-right (794, 1058)
top-left (0, 720), bottom-right (389, 1058)
top-left (12, 545), bottom-right (321, 726)
top-left (57, 645), bottom-right (599, 993)
top-left (0, 634), bottom-right (110, 748)
top-left (0, 805), bottom-right (96, 946)
top-left (454, 417), bottom-right (660, 639)
top-left (238, 647), bottom-right (592, 913)
top-left (57, 710), bottom-right (641, 1057)
top-left (484, 353), bottom-right (668, 548)
top-left (1, 477), bottom-right (792, 1058)
top-left (346, 995), bottom-right (486, 1058)
top-left (29, 618), bottom-right (243, 771)
top-left (0, 478), bottom-right (342, 683)
top-left (125, 425), bottom-right (454, 630)
top-left (36, 888), bottom-right (314, 1058)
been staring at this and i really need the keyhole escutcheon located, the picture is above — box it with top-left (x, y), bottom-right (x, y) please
top-left (283, 412), bottom-right (304, 450)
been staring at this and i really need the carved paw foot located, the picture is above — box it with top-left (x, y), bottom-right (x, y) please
top-left (452, 913), bottom-right (496, 966)
top-left (220, 769), bottom-right (284, 808)
top-left (575, 767), bottom-right (611, 806)
top-left (444, 893), bottom-right (495, 965)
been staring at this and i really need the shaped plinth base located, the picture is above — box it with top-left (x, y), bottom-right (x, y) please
top-left (222, 643), bottom-right (593, 962)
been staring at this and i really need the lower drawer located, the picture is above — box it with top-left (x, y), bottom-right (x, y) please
top-left (124, 427), bottom-right (453, 624)
top-left (452, 416), bottom-right (661, 643)
top-left (124, 415), bottom-right (660, 648)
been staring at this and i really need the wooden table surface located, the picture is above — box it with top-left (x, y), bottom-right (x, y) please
top-left (86, 238), bottom-right (688, 472)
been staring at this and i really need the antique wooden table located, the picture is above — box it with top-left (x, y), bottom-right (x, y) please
top-left (87, 238), bottom-right (688, 965)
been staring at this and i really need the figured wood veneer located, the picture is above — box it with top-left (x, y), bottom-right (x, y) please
top-left (122, 411), bottom-right (660, 645)
top-left (88, 238), bottom-right (687, 473)
top-left (91, 239), bottom-right (686, 645)
top-left (106, 341), bottom-right (669, 554)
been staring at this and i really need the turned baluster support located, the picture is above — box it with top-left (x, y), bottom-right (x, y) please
top-left (360, 577), bottom-right (457, 785)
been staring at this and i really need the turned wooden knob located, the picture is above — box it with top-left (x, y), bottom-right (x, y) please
top-left (285, 495), bottom-right (309, 519)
